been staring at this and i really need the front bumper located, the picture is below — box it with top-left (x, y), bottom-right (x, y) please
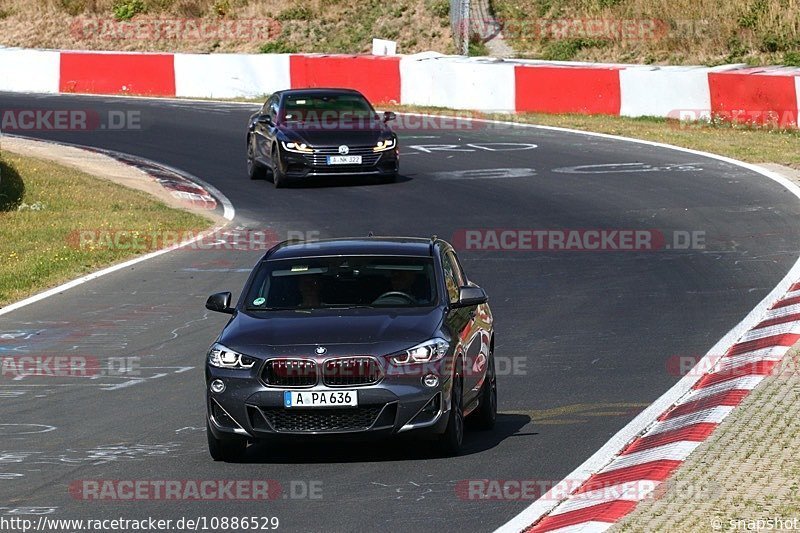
top-left (280, 147), bottom-right (399, 178)
top-left (206, 361), bottom-right (450, 441)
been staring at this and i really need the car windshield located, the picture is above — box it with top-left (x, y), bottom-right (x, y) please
top-left (245, 256), bottom-right (437, 310)
top-left (282, 94), bottom-right (376, 123)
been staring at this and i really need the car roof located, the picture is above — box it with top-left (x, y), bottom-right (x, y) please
top-left (275, 88), bottom-right (364, 98)
top-left (265, 237), bottom-right (438, 260)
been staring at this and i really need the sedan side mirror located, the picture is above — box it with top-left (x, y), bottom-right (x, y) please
top-left (206, 292), bottom-right (235, 314)
top-left (383, 111), bottom-right (396, 122)
top-left (455, 286), bottom-right (488, 307)
top-left (257, 115), bottom-right (273, 125)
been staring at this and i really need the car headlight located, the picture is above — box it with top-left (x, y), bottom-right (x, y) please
top-left (389, 338), bottom-right (449, 365)
top-left (207, 343), bottom-right (257, 369)
top-left (281, 141), bottom-right (314, 154)
top-left (373, 137), bottom-right (396, 152)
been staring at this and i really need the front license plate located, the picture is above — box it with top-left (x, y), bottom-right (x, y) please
top-left (327, 155), bottom-right (362, 165)
top-left (284, 390), bottom-right (358, 408)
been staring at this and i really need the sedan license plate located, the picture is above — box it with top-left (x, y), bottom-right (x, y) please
top-left (326, 155), bottom-right (362, 165)
top-left (284, 390), bottom-right (357, 408)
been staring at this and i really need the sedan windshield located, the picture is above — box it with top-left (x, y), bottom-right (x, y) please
top-left (282, 94), bottom-right (376, 123)
top-left (245, 256), bottom-right (437, 310)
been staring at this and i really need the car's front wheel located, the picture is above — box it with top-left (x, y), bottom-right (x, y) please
top-left (271, 144), bottom-right (288, 188)
top-left (436, 364), bottom-right (464, 456)
top-left (246, 136), bottom-right (266, 180)
top-left (207, 422), bottom-right (247, 462)
top-left (470, 349), bottom-right (497, 430)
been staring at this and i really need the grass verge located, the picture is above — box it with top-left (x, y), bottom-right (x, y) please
top-left (0, 151), bottom-right (211, 307)
top-left (382, 105), bottom-right (800, 169)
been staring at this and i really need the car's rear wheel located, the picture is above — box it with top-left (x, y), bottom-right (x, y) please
top-left (436, 363), bottom-right (464, 456)
top-left (470, 349), bottom-right (497, 430)
top-left (247, 136), bottom-right (266, 180)
top-left (271, 144), bottom-right (288, 188)
top-left (207, 422), bottom-right (247, 462)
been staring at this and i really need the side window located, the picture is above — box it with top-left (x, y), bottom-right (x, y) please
top-left (441, 252), bottom-right (460, 304)
top-left (448, 251), bottom-right (467, 286)
top-left (261, 96), bottom-right (273, 115)
top-left (269, 98), bottom-right (280, 121)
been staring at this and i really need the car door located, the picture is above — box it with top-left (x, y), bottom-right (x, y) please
top-left (442, 250), bottom-right (481, 402)
top-left (254, 95), bottom-right (279, 163)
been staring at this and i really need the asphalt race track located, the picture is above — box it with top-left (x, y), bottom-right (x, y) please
top-left (2, 92), bottom-right (800, 532)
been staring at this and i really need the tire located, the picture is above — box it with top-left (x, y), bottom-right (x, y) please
top-left (271, 144), bottom-right (288, 188)
top-left (207, 422), bottom-right (247, 462)
top-left (470, 350), bottom-right (497, 430)
top-left (247, 136), bottom-right (266, 180)
top-left (436, 364), bottom-right (464, 456)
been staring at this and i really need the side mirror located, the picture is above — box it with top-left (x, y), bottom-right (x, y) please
top-left (257, 115), bottom-right (273, 125)
top-left (383, 111), bottom-right (396, 122)
top-left (206, 292), bottom-right (234, 314)
top-left (455, 286), bottom-right (488, 307)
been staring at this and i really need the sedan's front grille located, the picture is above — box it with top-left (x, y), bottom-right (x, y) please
top-left (307, 153), bottom-right (382, 167)
top-left (262, 359), bottom-right (317, 387)
top-left (259, 406), bottom-right (382, 432)
top-left (322, 357), bottom-right (383, 387)
top-left (313, 146), bottom-right (377, 155)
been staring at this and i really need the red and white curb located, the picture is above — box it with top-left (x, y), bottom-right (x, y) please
top-left (499, 275), bottom-right (800, 531)
top-left (0, 136), bottom-right (235, 318)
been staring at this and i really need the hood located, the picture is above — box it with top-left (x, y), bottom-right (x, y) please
top-left (279, 124), bottom-right (390, 147)
top-left (219, 307), bottom-right (442, 356)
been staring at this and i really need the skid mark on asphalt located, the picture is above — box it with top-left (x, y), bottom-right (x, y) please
top-left (504, 402), bottom-right (651, 425)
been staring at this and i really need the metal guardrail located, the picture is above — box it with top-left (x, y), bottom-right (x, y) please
top-left (450, 0), bottom-right (502, 55)
top-left (450, 0), bottom-right (470, 55)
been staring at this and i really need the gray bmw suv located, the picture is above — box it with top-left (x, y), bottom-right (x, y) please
top-left (204, 237), bottom-right (496, 460)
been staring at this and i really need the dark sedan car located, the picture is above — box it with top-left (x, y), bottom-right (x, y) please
top-left (204, 237), bottom-right (496, 460)
top-left (246, 88), bottom-right (400, 187)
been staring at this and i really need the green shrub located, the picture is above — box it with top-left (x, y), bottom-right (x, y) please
top-left (427, 0), bottom-right (449, 18)
top-left (541, 38), bottom-right (604, 61)
top-left (259, 39), bottom-right (299, 53)
top-left (60, 0), bottom-right (88, 16)
top-left (276, 5), bottom-right (313, 21)
top-left (468, 37), bottom-right (489, 56)
top-left (112, 0), bottom-right (146, 20)
top-left (784, 51), bottom-right (800, 66)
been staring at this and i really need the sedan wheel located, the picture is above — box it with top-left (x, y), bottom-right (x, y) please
top-left (247, 136), bottom-right (265, 180)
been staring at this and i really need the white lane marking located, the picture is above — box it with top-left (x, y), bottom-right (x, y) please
top-left (552, 162), bottom-right (704, 174)
top-left (0, 424), bottom-right (57, 436)
top-left (432, 168), bottom-right (536, 180)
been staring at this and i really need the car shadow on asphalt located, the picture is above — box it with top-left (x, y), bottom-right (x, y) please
top-left (263, 174), bottom-right (412, 189)
top-left (235, 413), bottom-right (532, 464)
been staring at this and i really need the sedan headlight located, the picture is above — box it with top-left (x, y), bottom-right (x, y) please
top-left (373, 137), bottom-right (396, 152)
top-left (281, 141), bottom-right (314, 154)
top-left (207, 343), bottom-right (257, 369)
top-left (389, 338), bottom-right (449, 365)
